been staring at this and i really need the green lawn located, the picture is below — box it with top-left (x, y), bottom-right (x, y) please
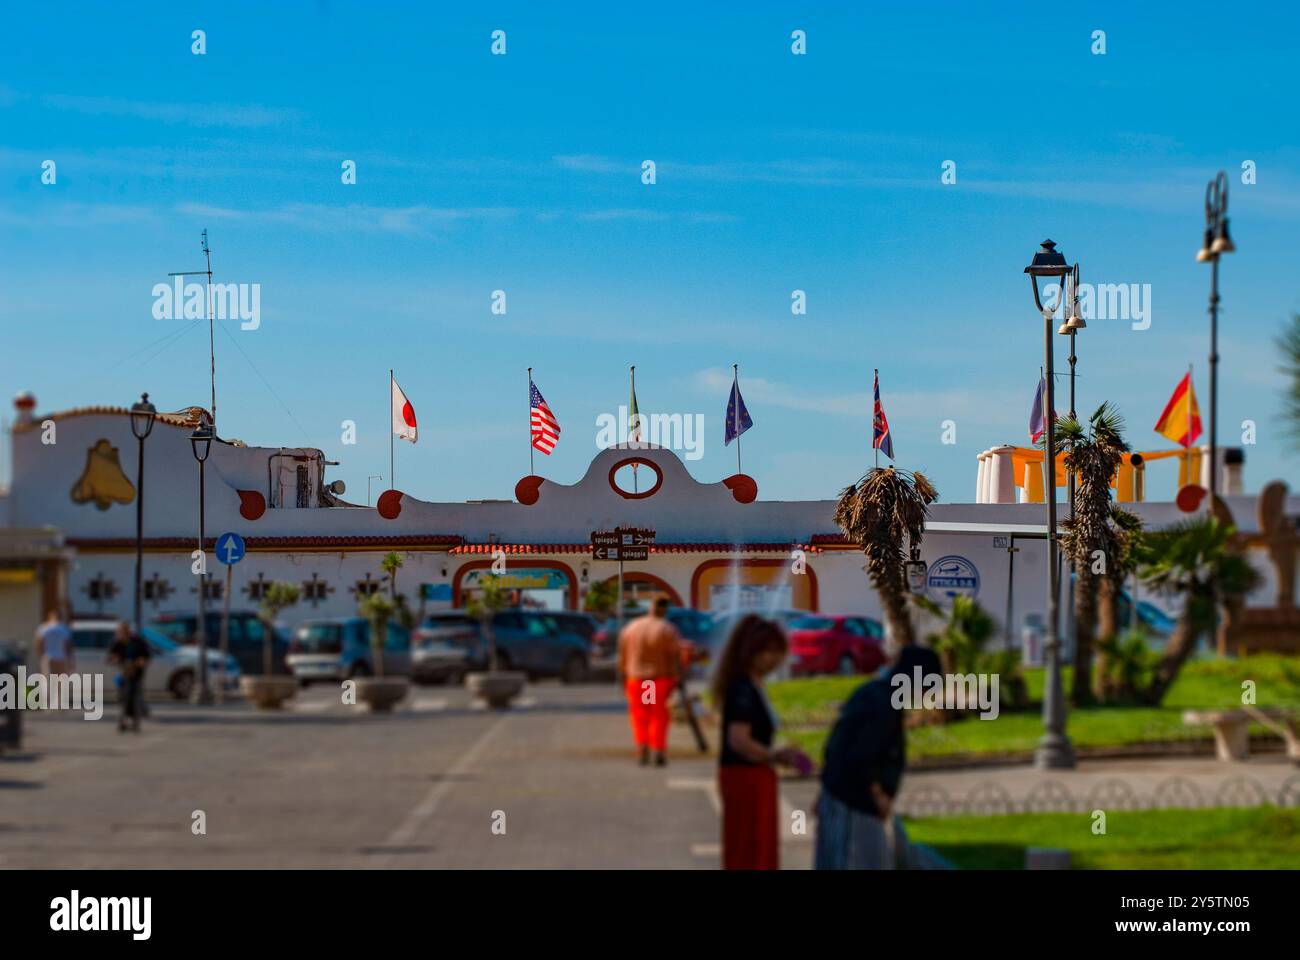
top-left (905, 807), bottom-right (1300, 869)
top-left (768, 654), bottom-right (1300, 761)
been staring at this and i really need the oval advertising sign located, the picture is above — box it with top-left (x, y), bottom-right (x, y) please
top-left (926, 555), bottom-right (980, 605)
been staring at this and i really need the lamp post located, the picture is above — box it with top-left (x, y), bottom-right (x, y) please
top-left (1025, 239), bottom-right (1076, 769)
top-left (1197, 172), bottom-right (1234, 504)
top-left (129, 393), bottom-right (157, 635)
top-left (189, 424), bottom-right (214, 705)
top-left (1059, 264), bottom-right (1085, 671)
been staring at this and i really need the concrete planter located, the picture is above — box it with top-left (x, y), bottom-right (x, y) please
top-left (355, 677), bottom-right (411, 713)
top-left (240, 675), bottom-right (298, 710)
top-left (466, 671), bottom-right (526, 709)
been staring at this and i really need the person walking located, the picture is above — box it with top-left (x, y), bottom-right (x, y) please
top-left (814, 643), bottom-right (942, 870)
top-left (711, 614), bottom-right (803, 871)
top-left (34, 609), bottom-right (74, 675)
top-left (107, 621), bottom-right (151, 733)
top-left (618, 597), bottom-right (683, 767)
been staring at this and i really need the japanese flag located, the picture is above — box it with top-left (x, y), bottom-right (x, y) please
top-left (392, 377), bottom-right (417, 443)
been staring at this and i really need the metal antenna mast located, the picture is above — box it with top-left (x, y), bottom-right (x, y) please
top-left (168, 229), bottom-right (217, 429)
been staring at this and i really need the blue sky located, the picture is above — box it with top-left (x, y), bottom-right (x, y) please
top-left (2, 1), bottom-right (1298, 506)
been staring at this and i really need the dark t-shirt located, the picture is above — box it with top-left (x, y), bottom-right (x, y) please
top-left (720, 676), bottom-right (775, 767)
top-left (108, 635), bottom-right (151, 679)
top-left (819, 677), bottom-right (904, 815)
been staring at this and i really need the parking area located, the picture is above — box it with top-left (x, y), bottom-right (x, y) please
top-left (0, 680), bottom-right (768, 869)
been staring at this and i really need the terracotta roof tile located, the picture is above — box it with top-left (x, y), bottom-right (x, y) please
top-left (68, 534), bottom-right (463, 550)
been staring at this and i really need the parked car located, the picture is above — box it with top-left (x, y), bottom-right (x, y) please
top-left (786, 615), bottom-right (886, 676)
top-left (287, 617), bottom-right (411, 684)
top-left (590, 607), bottom-right (716, 675)
top-left (149, 611), bottom-right (291, 675)
top-left (71, 619), bottom-right (240, 699)
top-left (705, 608), bottom-right (804, 660)
top-left (421, 610), bottom-right (590, 683)
top-left (411, 612), bottom-right (477, 684)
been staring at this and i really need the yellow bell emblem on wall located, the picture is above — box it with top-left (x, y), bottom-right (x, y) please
top-left (71, 439), bottom-right (136, 510)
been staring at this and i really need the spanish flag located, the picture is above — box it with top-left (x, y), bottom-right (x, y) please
top-left (1154, 371), bottom-right (1202, 448)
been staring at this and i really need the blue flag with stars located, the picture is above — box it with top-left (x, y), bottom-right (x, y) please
top-left (725, 378), bottom-right (752, 445)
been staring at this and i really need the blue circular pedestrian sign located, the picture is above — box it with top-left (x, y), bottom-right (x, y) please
top-left (215, 532), bottom-right (246, 565)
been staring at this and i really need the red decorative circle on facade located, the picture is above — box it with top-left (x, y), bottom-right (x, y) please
top-left (237, 489), bottom-right (266, 521)
top-left (723, 473), bottom-right (758, 504)
top-left (515, 475), bottom-right (544, 505)
top-left (376, 489), bottom-right (403, 520)
top-left (1176, 483), bottom-right (1206, 513)
top-left (608, 457), bottom-right (663, 499)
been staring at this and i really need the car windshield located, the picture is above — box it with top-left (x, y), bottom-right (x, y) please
top-left (789, 616), bottom-right (834, 631)
top-left (141, 628), bottom-right (179, 653)
top-left (150, 618), bottom-right (192, 643)
top-left (295, 623), bottom-right (344, 653)
top-left (422, 615), bottom-right (475, 631)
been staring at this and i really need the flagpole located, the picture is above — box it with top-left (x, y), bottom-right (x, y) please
top-left (733, 363), bottom-right (741, 475)
top-left (528, 367), bottom-right (534, 476)
top-left (1039, 366), bottom-right (1048, 502)
top-left (630, 364), bottom-right (637, 494)
top-left (1187, 362), bottom-right (1194, 484)
top-left (389, 369), bottom-right (394, 491)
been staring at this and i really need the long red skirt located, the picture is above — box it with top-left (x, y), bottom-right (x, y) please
top-left (719, 764), bottom-right (779, 870)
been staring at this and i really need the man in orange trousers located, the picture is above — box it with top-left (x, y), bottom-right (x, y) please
top-left (618, 597), bottom-right (683, 767)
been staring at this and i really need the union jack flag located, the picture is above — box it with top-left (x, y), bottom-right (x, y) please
top-left (873, 370), bottom-right (893, 460)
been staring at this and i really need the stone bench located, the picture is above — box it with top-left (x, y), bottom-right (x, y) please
top-left (1182, 707), bottom-right (1298, 762)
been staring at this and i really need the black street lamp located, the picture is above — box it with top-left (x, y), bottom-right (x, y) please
top-left (189, 423), bottom-right (214, 705)
top-left (1197, 172), bottom-right (1234, 504)
top-left (1059, 264), bottom-right (1085, 672)
top-left (129, 393), bottom-right (156, 636)
top-left (1025, 239), bottom-right (1076, 769)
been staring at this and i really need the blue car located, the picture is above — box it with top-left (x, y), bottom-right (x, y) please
top-left (287, 617), bottom-right (411, 684)
top-left (421, 610), bottom-right (590, 683)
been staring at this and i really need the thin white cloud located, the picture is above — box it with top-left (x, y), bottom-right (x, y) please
top-left (694, 367), bottom-right (1026, 435)
top-left (172, 202), bottom-right (518, 233)
top-left (40, 93), bottom-right (302, 128)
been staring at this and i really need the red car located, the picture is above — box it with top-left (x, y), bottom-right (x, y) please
top-left (787, 615), bottom-right (886, 676)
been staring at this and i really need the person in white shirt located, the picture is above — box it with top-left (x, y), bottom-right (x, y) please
top-left (35, 610), bottom-right (74, 674)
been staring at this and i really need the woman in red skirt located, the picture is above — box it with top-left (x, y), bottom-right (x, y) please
top-left (711, 615), bottom-right (801, 870)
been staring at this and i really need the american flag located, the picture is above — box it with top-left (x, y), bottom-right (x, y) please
top-left (530, 381), bottom-right (560, 454)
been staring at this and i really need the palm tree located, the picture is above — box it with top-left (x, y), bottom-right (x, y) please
top-left (834, 466), bottom-right (938, 649)
top-left (381, 551), bottom-right (403, 601)
top-left (583, 578), bottom-right (619, 619)
top-left (928, 595), bottom-right (995, 675)
top-left (465, 574), bottom-right (512, 673)
top-left (359, 592), bottom-right (395, 678)
top-left (1094, 506), bottom-right (1144, 702)
top-left (1279, 313), bottom-right (1300, 449)
top-left (1137, 517), bottom-right (1260, 704)
top-left (1056, 403), bottom-right (1130, 706)
top-left (258, 581), bottom-right (300, 677)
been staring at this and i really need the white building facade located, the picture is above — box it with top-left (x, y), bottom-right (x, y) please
top-left (1, 396), bottom-right (1294, 651)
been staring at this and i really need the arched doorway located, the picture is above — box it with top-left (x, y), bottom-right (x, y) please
top-left (598, 572), bottom-right (683, 611)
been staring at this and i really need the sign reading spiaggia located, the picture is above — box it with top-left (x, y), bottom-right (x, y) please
top-left (590, 526), bottom-right (655, 561)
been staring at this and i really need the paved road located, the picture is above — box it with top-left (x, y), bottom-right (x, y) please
top-left (0, 680), bottom-right (818, 869)
top-left (5, 681), bottom-right (1292, 869)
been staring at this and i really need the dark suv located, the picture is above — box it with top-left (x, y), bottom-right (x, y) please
top-left (149, 611), bottom-right (291, 675)
top-left (416, 609), bottom-right (590, 683)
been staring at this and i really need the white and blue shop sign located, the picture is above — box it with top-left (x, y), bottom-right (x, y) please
top-left (926, 555), bottom-right (980, 605)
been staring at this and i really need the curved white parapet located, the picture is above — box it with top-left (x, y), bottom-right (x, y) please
top-left (987, 445), bottom-right (1018, 504)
